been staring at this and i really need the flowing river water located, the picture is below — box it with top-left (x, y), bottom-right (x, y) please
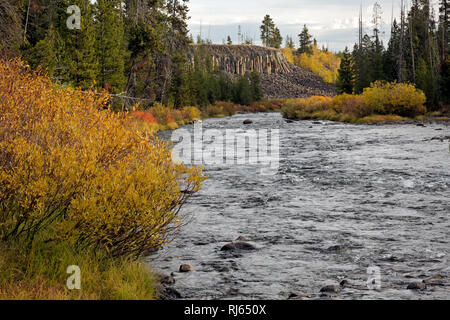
top-left (153, 112), bottom-right (450, 300)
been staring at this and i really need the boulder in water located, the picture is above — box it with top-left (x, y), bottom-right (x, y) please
top-left (326, 245), bottom-right (347, 253)
top-left (161, 287), bottom-right (182, 300)
top-left (160, 275), bottom-right (176, 285)
top-left (407, 282), bottom-right (426, 291)
top-left (243, 119), bottom-right (253, 125)
top-left (179, 264), bottom-right (194, 272)
top-left (320, 285), bottom-right (341, 293)
top-left (221, 241), bottom-right (256, 251)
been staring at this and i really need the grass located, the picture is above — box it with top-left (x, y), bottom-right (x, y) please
top-left (0, 237), bottom-right (158, 300)
top-left (356, 114), bottom-right (410, 124)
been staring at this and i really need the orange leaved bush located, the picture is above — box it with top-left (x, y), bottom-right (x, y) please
top-left (0, 59), bottom-right (205, 259)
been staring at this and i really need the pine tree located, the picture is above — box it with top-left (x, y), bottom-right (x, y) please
top-left (271, 27), bottom-right (283, 48)
top-left (95, 0), bottom-right (126, 93)
top-left (250, 71), bottom-right (263, 101)
top-left (234, 76), bottom-right (252, 105)
top-left (440, 56), bottom-right (450, 103)
top-left (438, 0), bottom-right (449, 59)
top-left (169, 52), bottom-right (190, 108)
top-left (336, 47), bottom-right (354, 94)
top-left (62, 0), bottom-right (98, 88)
top-left (352, 35), bottom-right (373, 93)
top-left (260, 15), bottom-right (275, 47)
top-left (260, 14), bottom-right (282, 48)
top-left (298, 25), bottom-right (312, 55)
top-left (28, 24), bottom-right (57, 76)
top-left (285, 35), bottom-right (295, 49)
top-left (227, 35), bottom-right (232, 45)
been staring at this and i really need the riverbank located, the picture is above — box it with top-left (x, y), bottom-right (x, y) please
top-left (128, 100), bottom-right (284, 134)
top-left (130, 97), bottom-right (449, 137)
top-left (280, 82), bottom-right (450, 125)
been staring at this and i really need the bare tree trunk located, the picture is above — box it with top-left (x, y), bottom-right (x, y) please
top-left (409, 15), bottom-right (416, 83)
top-left (23, 0), bottom-right (31, 42)
top-left (398, 0), bottom-right (405, 82)
top-left (160, 0), bottom-right (178, 105)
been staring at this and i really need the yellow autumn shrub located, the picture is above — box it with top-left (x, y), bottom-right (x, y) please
top-left (363, 81), bottom-right (427, 117)
top-left (281, 82), bottom-right (426, 122)
top-left (0, 59), bottom-right (204, 259)
top-left (281, 96), bottom-right (333, 119)
top-left (330, 93), bottom-right (371, 118)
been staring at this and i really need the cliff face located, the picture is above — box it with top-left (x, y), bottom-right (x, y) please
top-left (187, 44), bottom-right (336, 99)
top-left (187, 44), bottom-right (292, 76)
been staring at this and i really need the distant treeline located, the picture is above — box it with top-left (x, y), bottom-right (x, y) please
top-left (0, 0), bottom-right (263, 110)
top-left (336, 0), bottom-right (449, 109)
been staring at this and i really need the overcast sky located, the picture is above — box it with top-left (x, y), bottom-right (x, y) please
top-left (187, 0), bottom-right (440, 52)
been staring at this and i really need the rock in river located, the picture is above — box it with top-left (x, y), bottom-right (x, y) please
top-left (320, 285), bottom-right (341, 293)
top-left (407, 282), bottom-right (426, 291)
top-left (221, 241), bottom-right (256, 251)
top-left (179, 264), bottom-right (194, 272)
top-left (161, 287), bottom-right (182, 300)
top-left (326, 245), bottom-right (347, 253)
top-left (158, 273), bottom-right (176, 285)
top-left (243, 119), bottom-right (253, 125)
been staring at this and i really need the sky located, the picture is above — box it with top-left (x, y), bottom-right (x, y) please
top-left (187, 0), bottom-right (440, 52)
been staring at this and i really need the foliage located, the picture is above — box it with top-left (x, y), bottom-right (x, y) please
top-left (0, 59), bottom-right (204, 259)
top-left (95, 0), bottom-right (126, 93)
top-left (285, 35), bottom-right (295, 50)
top-left (281, 81), bottom-right (427, 122)
top-left (345, 0), bottom-right (449, 110)
top-left (281, 48), bottom-right (294, 64)
top-left (62, 0), bottom-right (98, 88)
top-left (182, 47), bottom-right (264, 108)
top-left (260, 14), bottom-right (283, 48)
top-left (298, 25), bottom-right (313, 55)
top-left (362, 81), bottom-right (427, 117)
top-left (336, 47), bottom-right (354, 93)
top-left (283, 45), bottom-right (340, 84)
top-left (281, 96), bottom-right (333, 119)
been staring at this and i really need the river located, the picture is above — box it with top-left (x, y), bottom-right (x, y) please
top-left (153, 112), bottom-right (449, 300)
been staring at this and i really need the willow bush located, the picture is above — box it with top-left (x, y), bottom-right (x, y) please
top-left (0, 59), bottom-right (204, 259)
top-left (362, 81), bottom-right (427, 117)
top-left (281, 81), bottom-right (427, 122)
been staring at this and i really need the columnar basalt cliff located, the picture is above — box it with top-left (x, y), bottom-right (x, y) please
top-left (187, 44), bottom-right (336, 99)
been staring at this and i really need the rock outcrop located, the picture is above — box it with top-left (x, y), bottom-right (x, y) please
top-left (188, 44), bottom-right (292, 76)
top-left (187, 44), bottom-right (336, 99)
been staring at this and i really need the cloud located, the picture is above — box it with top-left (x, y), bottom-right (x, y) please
top-left (187, 0), bottom-right (414, 51)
